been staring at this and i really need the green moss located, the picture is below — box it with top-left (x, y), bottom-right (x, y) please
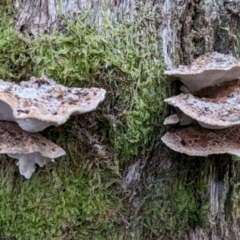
top-left (0, 2), bottom-right (168, 239)
top-left (0, 156), bottom-right (117, 239)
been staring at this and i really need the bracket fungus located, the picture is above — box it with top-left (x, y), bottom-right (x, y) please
top-left (164, 52), bottom-right (240, 91)
top-left (165, 79), bottom-right (240, 129)
top-left (0, 122), bottom-right (65, 179)
top-left (0, 76), bottom-right (106, 132)
top-left (161, 125), bottom-right (240, 157)
top-left (162, 52), bottom-right (240, 157)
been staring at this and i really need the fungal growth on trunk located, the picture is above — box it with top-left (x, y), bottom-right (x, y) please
top-left (0, 122), bottom-right (65, 178)
top-left (0, 75), bottom-right (107, 178)
top-left (165, 79), bottom-right (240, 129)
top-left (164, 52), bottom-right (240, 91)
top-left (162, 125), bottom-right (240, 157)
top-left (0, 76), bottom-right (106, 132)
top-left (162, 52), bottom-right (240, 156)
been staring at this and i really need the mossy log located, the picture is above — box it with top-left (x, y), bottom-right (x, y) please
top-left (0, 0), bottom-right (240, 239)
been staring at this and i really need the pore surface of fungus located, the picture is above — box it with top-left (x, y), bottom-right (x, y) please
top-left (0, 76), bottom-right (106, 132)
top-left (164, 52), bottom-right (240, 91)
top-left (164, 80), bottom-right (240, 129)
top-left (161, 125), bottom-right (240, 157)
top-left (0, 121), bottom-right (65, 178)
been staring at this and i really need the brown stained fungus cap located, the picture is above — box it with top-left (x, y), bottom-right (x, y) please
top-left (164, 79), bottom-right (240, 129)
top-left (164, 52), bottom-right (240, 91)
top-left (0, 76), bottom-right (106, 132)
top-left (161, 125), bottom-right (240, 157)
top-left (0, 121), bottom-right (65, 179)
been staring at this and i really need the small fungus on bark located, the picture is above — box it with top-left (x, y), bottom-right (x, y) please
top-left (164, 52), bottom-right (240, 91)
top-left (0, 76), bottom-right (106, 132)
top-left (0, 122), bottom-right (65, 179)
top-left (163, 114), bottom-right (179, 125)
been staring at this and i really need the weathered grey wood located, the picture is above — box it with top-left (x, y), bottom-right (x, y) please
top-left (13, 0), bottom-right (240, 239)
top-left (14, 0), bottom-right (136, 33)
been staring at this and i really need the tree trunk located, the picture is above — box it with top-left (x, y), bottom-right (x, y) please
top-left (3, 0), bottom-right (240, 239)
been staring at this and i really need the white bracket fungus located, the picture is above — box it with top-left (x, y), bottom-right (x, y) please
top-left (0, 76), bottom-right (106, 132)
top-left (164, 52), bottom-right (240, 91)
top-left (162, 52), bottom-right (240, 157)
top-left (164, 79), bottom-right (240, 129)
top-left (0, 122), bottom-right (65, 178)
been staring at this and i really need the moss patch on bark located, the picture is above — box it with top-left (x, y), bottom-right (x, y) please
top-left (0, 1), bottom-right (168, 239)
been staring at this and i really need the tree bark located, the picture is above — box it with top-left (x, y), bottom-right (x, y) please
top-left (12, 0), bottom-right (240, 239)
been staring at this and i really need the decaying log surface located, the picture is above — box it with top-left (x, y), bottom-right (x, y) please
top-left (13, 0), bottom-right (240, 239)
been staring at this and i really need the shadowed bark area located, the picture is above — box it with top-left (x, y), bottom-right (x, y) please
top-left (10, 0), bottom-right (240, 239)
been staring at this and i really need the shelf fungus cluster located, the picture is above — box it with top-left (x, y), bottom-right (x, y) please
top-left (0, 76), bottom-right (106, 178)
top-left (162, 52), bottom-right (240, 157)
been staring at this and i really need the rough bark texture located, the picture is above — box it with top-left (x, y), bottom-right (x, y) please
top-left (14, 0), bottom-right (240, 62)
top-left (161, 0), bottom-right (240, 66)
top-left (14, 0), bottom-right (137, 33)
top-left (12, 0), bottom-right (240, 239)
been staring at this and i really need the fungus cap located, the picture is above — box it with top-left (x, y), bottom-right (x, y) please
top-left (0, 76), bottom-right (106, 132)
top-left (161, 125), bottom-right (240, 157)
top-left (164, 80), bottom-right (240, 129)
top-left (163, 114), bottom-right (179, 125)
top-left (0, 122), bottom-right (65, 178)
top-left (164, 52), bottom-right (240, 91)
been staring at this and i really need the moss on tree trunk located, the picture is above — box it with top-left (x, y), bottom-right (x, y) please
top-left (0, 0), bottom-right (240, 239)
